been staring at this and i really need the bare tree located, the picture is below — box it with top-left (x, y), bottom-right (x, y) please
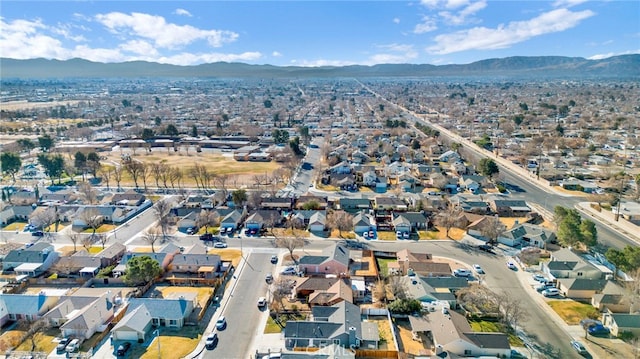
top-left (480, 216), bottom-right (507, 246)
top-left (496, 291), bottom-right (530, 332)
top-left (30, 207), bottom-right (57, 234)
top-left (270, 277), bottom-right (293, 312)
top-left (96, 233), bottom-right (109, 249)
top-left (326, 210), bottom-right (353, 238)
top-left (19, 318), bottom-right (49, 351)
top-left (81, 208), bottom-right (102, 236)
top-left (215, 174), bottom-right (231, 199)
top-left (372, 279), bottom-right (388, 304)
top-left (153, 198), bottom-right (173, 240)
top-left (100, 166), bottom-right (112, 190)
top-left (77, 181), bottom-right (99, 204)
top-left (124, 160), bottom-right (145, 189)
top-left (386, 276), bottom-right (408, 300)
top-left (197, 210), bottom-right (220, 234)
top-left (141, 228), bottom-right (162, 253)
top-left (140, 162), bottom-right (150, 191)
top-left (68, 232), bottom-right (81, 253)
top-left (169, 166), bottom-right (182, 188)
top-left (434, 202), bottom-right (463, 238)
top-left (275, 235), bottom-right (305, 264)
top-left (112, 165), bottom-right (124, 190)
top-left (82, 235), bottom-right (93, 251)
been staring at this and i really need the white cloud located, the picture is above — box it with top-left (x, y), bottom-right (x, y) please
top-left (50, 23), bottom-right (87, 42)
top-left (272, 51), bottom-right (282, 57)
top-left (553, 0), bottom-right (588, 8)
top-left (414, 16), bottom-right (437, 34)
top-left (0, 18), bottom-right (69, 59)
top-left (119, 40), bottom-right (159, 56)
top-left (290, 59), bottom-right (357, 67)
top-left (438, 0), bottom-right (486, 25)
top-left (157, 51), bottom-right (262, 65)
top-left (427, 8), bottom-right (595, 54)
top-left (174, 8), bottom-right (193, 17)
top-left (94, 12), bottom-right (238, 49)
top-left (71, 45), bottom-right (127, 63)
top-left (393, 17), bottom-right (400, 24)
top-left (588, 49), bottom-right (640, 60)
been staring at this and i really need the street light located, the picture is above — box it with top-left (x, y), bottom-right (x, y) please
top-left (153, 329), bottom-right (160, 359)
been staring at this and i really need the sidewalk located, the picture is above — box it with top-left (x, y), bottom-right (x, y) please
top-left (576, 201), bottom-right (640, 246)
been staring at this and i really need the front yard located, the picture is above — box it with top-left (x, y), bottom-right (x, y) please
top-left (547, 300), bottom-right (599, 325)
top-left (470, 320), bottom-right (523, 346)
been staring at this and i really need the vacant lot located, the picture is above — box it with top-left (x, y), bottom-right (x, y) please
top-left (548, 300), bottom-right (599, 325)
top-left (102, 149), bottom-right (281, 187)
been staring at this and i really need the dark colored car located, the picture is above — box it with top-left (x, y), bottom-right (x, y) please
top-left (56, 338), bottom-right (70, 353)
top-left (32, 230), bottom-right (44, 237)
top-left (116, 342), bottom-right (131, 356)
top-left (478, 244), bottom-right (495, 254)
top-left (199, 233), bottom-right (213, 241)
top-left (588, 324), bottom-right (610, 336)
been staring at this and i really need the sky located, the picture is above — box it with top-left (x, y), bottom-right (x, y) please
top-left (1, 0), bottom-right (639, 67)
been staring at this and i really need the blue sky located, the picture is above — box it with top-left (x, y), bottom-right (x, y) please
top-left (1, 1), bottom-right (638, 66)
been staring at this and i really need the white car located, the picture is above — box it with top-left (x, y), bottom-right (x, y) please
top-left (215, 316), bottom-right (227, 330)
top-left (213, 242), bottom-right (228, 248)
top-left (453, 268), bottom-right (472, 277)
top-left (257, 297), bottom-right (267, 308)
top-left (205, 332), bottom-right (218, 350)
top-left (542, 288), bottom-right (560, 297)
top-left (281, 266), bottom-right (297, 275)
top-left (473, 264), bottom-right (484, 274)
top-left (507, 261), bottom-right (517, 270)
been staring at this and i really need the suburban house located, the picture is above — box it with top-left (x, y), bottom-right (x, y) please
top-left (111, 305), bottom-right (153, 342)
top-left (591, 282), bottom-right (631, 313)
top-left (0, 205), bottom-right (35, 226)
top-left (95, 243), bottom-right (127, 267)
top-left (408, 307), bottom-right (510, 358)
top-left (308, 211), bottom-right (327, 232)
top-left (2, 242), bottom-right (59, 277)
top-left (612, 201), bottom-right (640, 225)
top-left (542, 248), bottom-right (612, 280)
top-left (53, 250), bottom-right (103, 278)
top-left (244, 210), bottom-right (282, 231)
top-left (391, 249), bottom-right (452, 277)
top-left (124, 293), bottom-right (197, 328)
top-left (338, 198), bottom-right (371, 214)
top-left (352, 211), bottom-right (375, 234)
top-left (113, 249), bottom-right (177, 276)
top-left (284, 301), bottom-right (379, 350)
top-left (220, 209), bottom-right (244, 232)
top-left (402, 275), bottom-right (466, 308)
top-left (295, 277), bottom-right (340, 299)
top-left (489, 199), bottom-right (531, 217)
top-left (110, 191), bottom-right (147, 206)
top-left (392, 212), bottom-right (429, 233)
top-left (170, 254), bottom-right (221, 275)
top-left (0, 293), bottom-right (61, 327)
top-left (58, 293), bottom-right (116, 340)
top-left (449, 194), bottom-right (490, 214)
top-left (307, 278), bottom-right (354, 307)
top-left (298, 244), bottom-right (350, 276)
top-left (556, 278), bottom-right (609, 299)
top-left (498, 223), bottom-right (556, 248)
top-left (602, 311), bottom-right (640, 337)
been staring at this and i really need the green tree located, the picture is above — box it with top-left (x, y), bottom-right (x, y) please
top-left (478, 158), bottom-right (499, 179)
top-left (74, 151), bottom-right (87, 176)
top-left (141, 128), bottom-right (155, 141)
top-left (388, 298), bottom-right (422, 314)
top-left (124, 255), bottom-right (162, 286)
top-left (1, 152), bottom-right (22, 182)
top-left (556, 209), bottom-right (583, 247)
top-left (37, 154), bottom-right (65, 184)
top-left (191, 125), bottom-right (198, 137)
top-left (165, 124), bottom-right (179, 136)
top-left (513, 114), bottom-right (524, 126)
top-left (289, 136), bottom-right (303, 156)
top-left (231, 189), bottom-right (247, 208)
top-left (579, 219), bottom-right (597, 247)
top-left (606, 248), bottom-right (629, 274)
top-left (38, 134), bottom-right (55, 152)
top-left (17, 138), bottom-right (35, 154)
top-left (263, 99), bottom-right (273, 108)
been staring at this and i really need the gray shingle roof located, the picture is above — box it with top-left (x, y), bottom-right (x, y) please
top-left (126, 297), bottom-right (190, 320)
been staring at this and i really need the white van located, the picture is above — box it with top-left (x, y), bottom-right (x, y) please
top-left (66, 338), bottom-right (80, 353)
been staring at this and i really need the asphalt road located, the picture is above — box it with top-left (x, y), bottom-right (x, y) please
top-left (203, 252), bottom-right (273, 359)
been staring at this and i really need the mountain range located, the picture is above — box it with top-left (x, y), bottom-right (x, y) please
top-left (1, 55), bottom-right (639, 79)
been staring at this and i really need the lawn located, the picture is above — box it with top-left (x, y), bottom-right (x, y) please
top-left (548, 300), bottom-right (599, 325)
top-left (376, 258), bottom-right (396, 277)
top-left (3, 222), bottom-right (27, 231)
top-left (418, 226), bottom-right (465, 240)
top-left (14, 328), bottom-right (58, 353)
top-left (0, 329), bottom-right (26, 352)
top-left (377, 231), bottom-right (396, 241)
top-left (81, 224), bottom-right (116, 233)
top-left (137, 327), bottom-right (201, 359)
top-left (470, 320), bottom-right (523, 346)
top-left (158, 286), bottom-right (213, 309)
top-left (208, 248), bottom-right (242, 268)
top-left (263, 313), bottom-right (307, 334)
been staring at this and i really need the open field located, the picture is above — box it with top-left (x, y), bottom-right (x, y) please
top-left (0, 100), bottom-right (81, 111)
top-left (101, 149), bottom-right (282, 187)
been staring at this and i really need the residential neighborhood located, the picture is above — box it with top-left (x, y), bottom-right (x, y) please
top-left (1, 74), bottom-right (639, 359)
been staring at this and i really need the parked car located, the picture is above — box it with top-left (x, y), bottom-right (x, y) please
top-left (205, 332), bottom-right (218, 350)
top-left (588, 324), bottom-right (610, 336)
top-left (532, 274), bottom-right (546, 282)
top-left (116, 341), bottom-right (131, 356)
top-left (219, 227), bottom-right (227, 235)
top-left (396, 231), bottom-right (403, 239)
top-left (507, 261), bottom-right (517, 270)
top-left (265, 274), bottom-right (273, 283)
top-left (453, 268), bottom-right (472, 277)
top-left (478, 244), bottom-right (495, 254)
top-left (199, 233), bottom-right (213, 241)
top-left (473, 264), bottom-right (484, 274)
top-left (213, 242), bottom-right (228, 248)
top-left (542, 288), bottom-right (560, 297)
top-left (215, 316), bottom-right (227, 330)
top-left (56, 338), bottom-right (70, 353)
top-left (257, 297), bottom-right (267, 308)
top-left (281, 266), bottom-right (296, 275)
top-left (186, 227), bottom-right (196, 235)
top-left (536, 283), bottom-right (555, 292)
top-left (65, 338), bottom-right (80, 353)
top-left (270, 255), bottom-right (278, 264)
top-left (402, 232), bottom-right (410, 239)
top-left (32, 230), bottom-right (44, 237)
top-left (571, 340), bottom-right (588, 355)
